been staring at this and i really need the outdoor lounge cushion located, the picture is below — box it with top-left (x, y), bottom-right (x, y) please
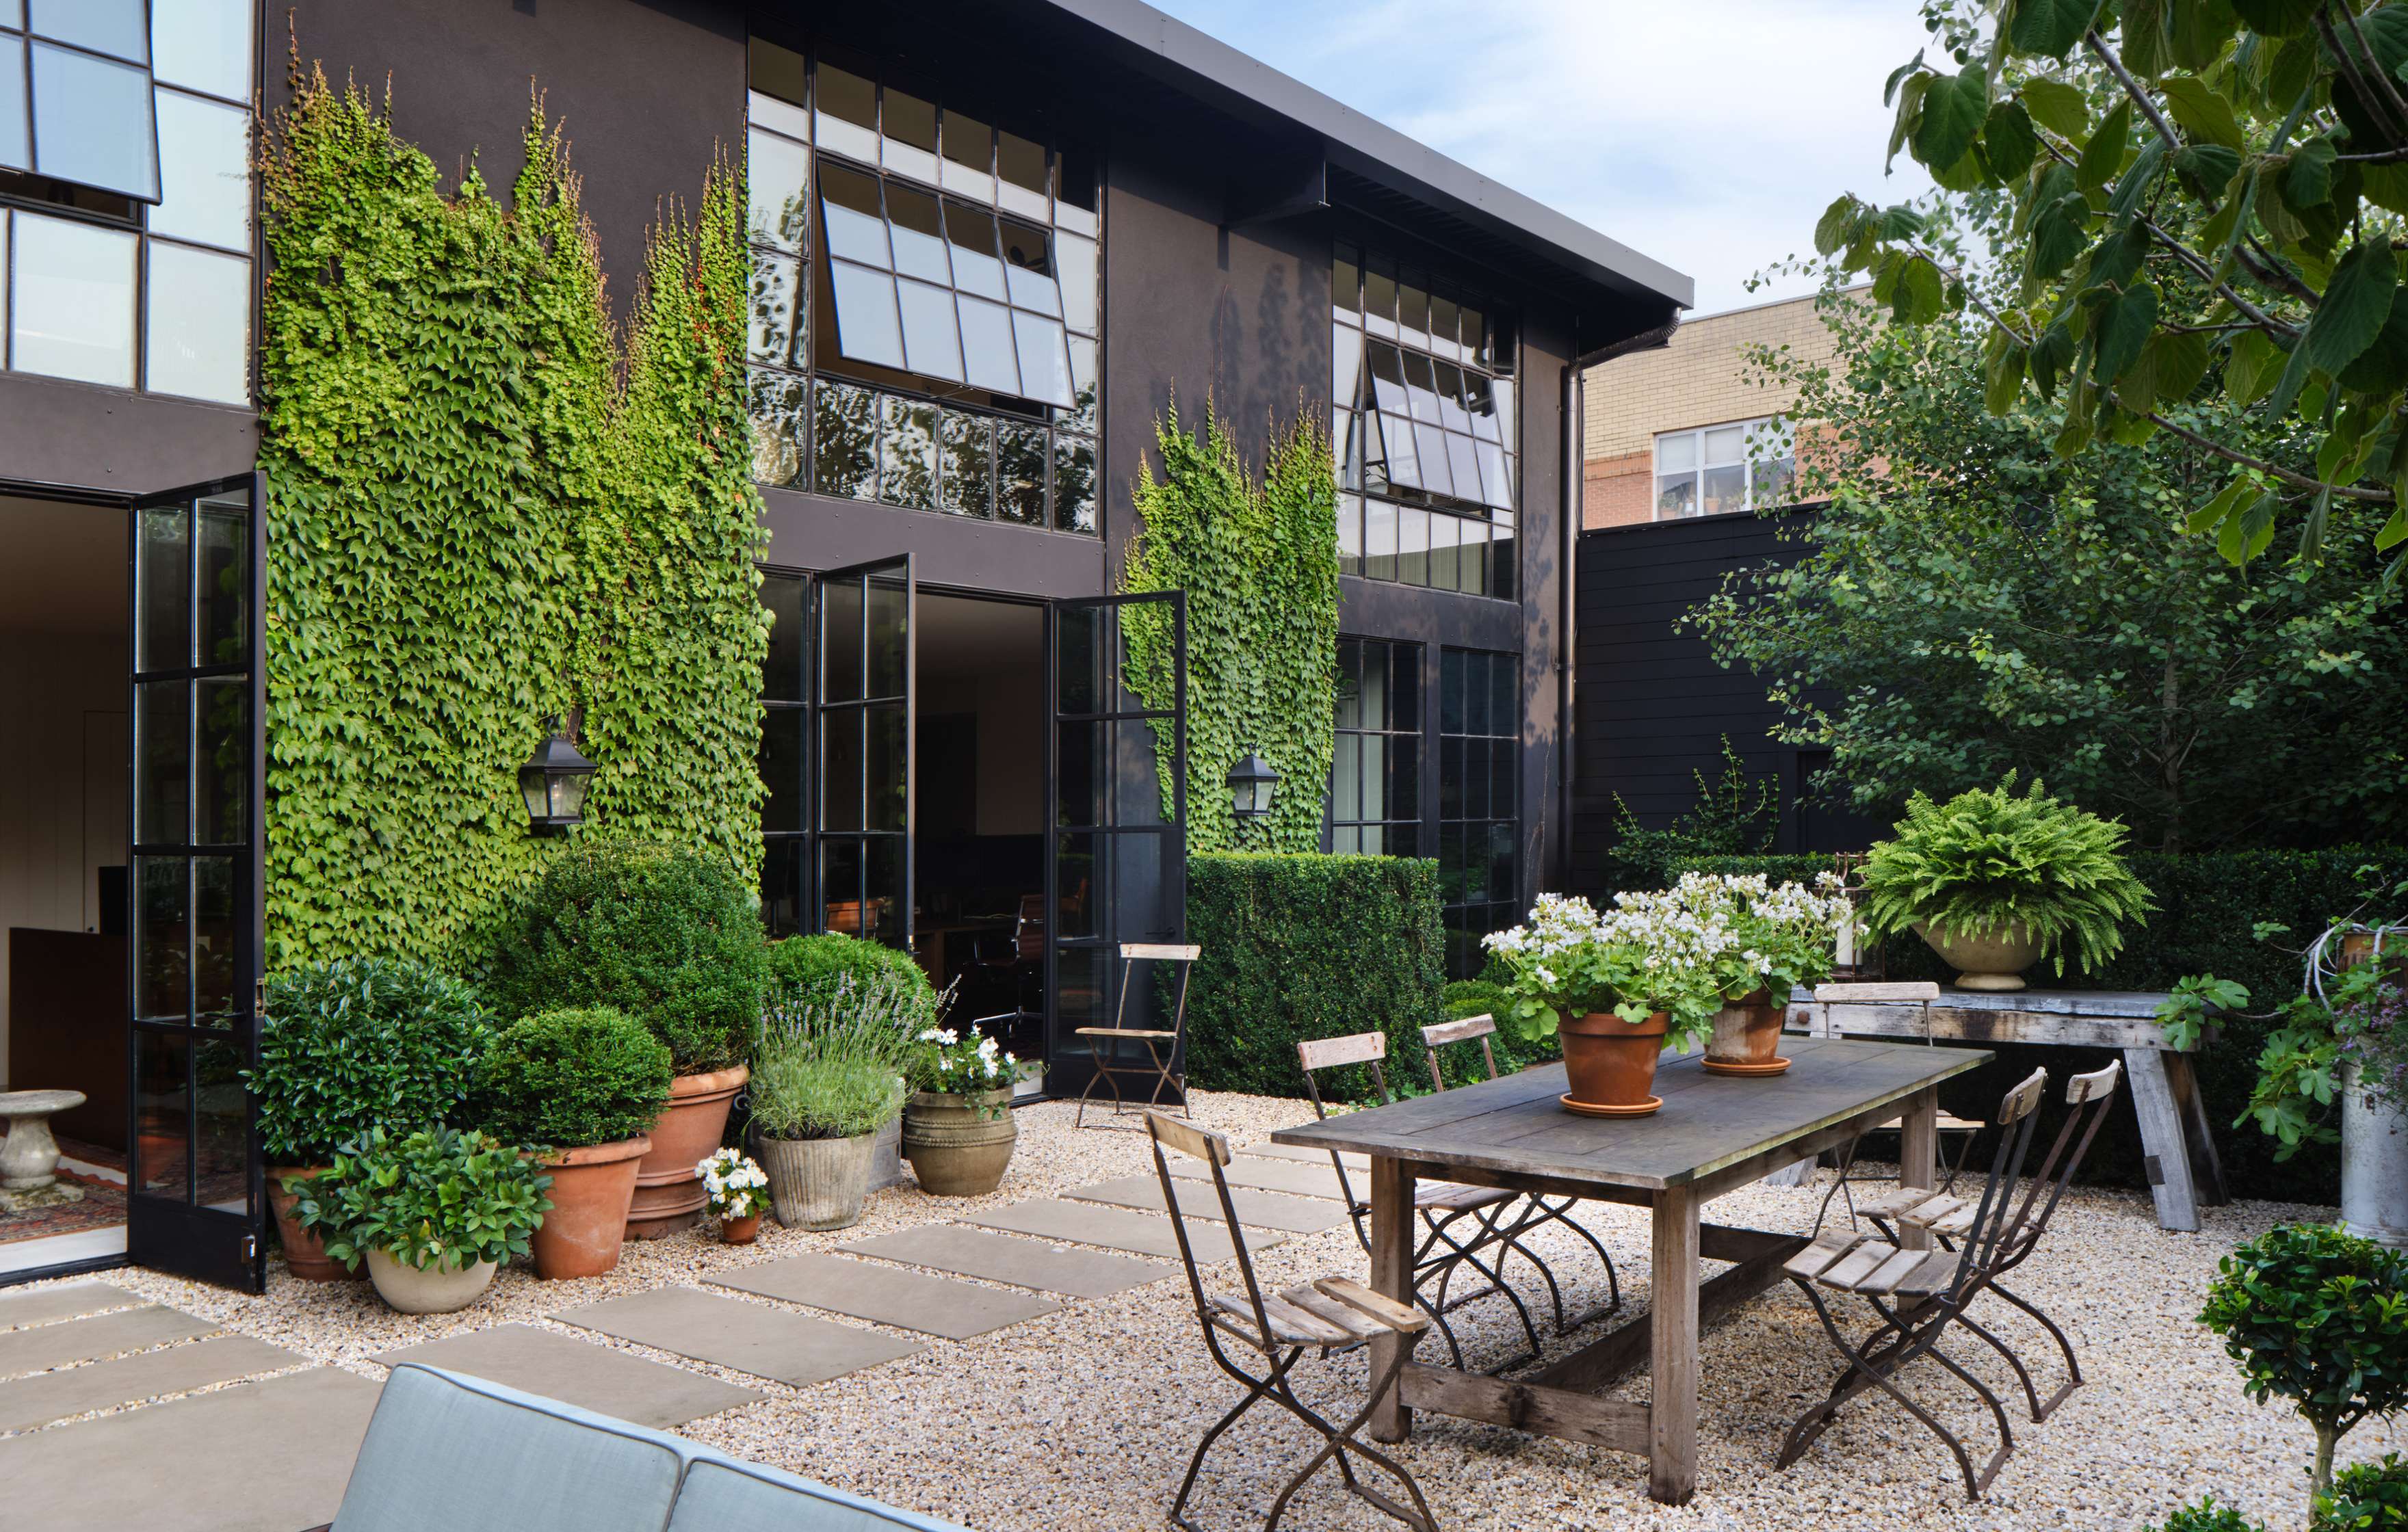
top-left (667, 1455), bottom-right (967, 1531)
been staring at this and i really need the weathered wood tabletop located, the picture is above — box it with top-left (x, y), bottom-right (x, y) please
top-left (1271, 1035), bottom-right (1992, 1505)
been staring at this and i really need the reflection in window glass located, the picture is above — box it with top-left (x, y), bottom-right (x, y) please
top-left (999, 218), bottom-right (1058, 315)
top-left (745, 37), bottom-right (809, 137)
top-left (1334, 323), bottom-right (1362, 412)
top-left (813, 378), bottom-right (877, 499)
top-left (0, 38), bottom-right (27, 170)
top-left (1401, 351), bottom-right (1442, 425)
top-left (827, 261), bottom-right (904, 369)
top-left (997, 131), bottom-right (1047, 222)
top-left (152, 0), bottom-right (251, 99)
top-left (1426, 507), bottom-right (1458, 592)
top-left (32, 43), bottom-right (159, 200)
top-left (748, 252), bottom-right (801, 365)
top-left (957, 294), bottom-right (1019, 395)
top-left (939, 110), bottom-right (993, 202)
top-left (814, 64), bottom-right (878, 163)
top-left (943, 201), bottom-right (1008, 301)
top-left (12, 212), bottom-right (137, 386)
top-left (1334, 245), bottom-right (1360, 319)
top-left (1398, 279), bottom-right (1429, 344)
top-left (748, 128), bottom-right (811, 251)
top-left (1053, 434), bottom-right (1096, 533)
top-left (1363, 498), bottom-right (1397, 580)
top-left (880, 87), bottom-right (937, 185)
top-left (1056, 231), bottom-right (1097, 334)
top-left (1066, 333), bottom-right (1098, 434)
top-left (880, 393), bottom-right (939, 509)
top-left (895, 276), bottom-right (963, 381)
top-left (32, 0), bottom-right (147, 62)
top-left (882, 183), bottom-right (950, 283)
top-left (1364, 257), bottom-right (1397, 335)
top-left (1397, 505), bottom-right (1429, 586)
top-left (150, 90), bottom-right (248, 251)
top-left (1336, 494), bottom-right (1362, 576)
top-left (1056, 148), bottom-right (1099, 236)
top-left (749, 369), bottom-right (807, 486)
top-left (1011, 310), bottom-right (1073, 408)
top-left (818, 163), bottom-right (889, 267)
top-left (996, 421), bottom-right (1046, 525)
top-left (940, 410), bottom-right (993, 517)
top-left (144, 240), bottom-right (247, 403)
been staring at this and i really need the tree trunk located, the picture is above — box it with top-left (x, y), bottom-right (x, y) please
top-left (2314, 1419), bottom-right (2339, 1504)
top-left (2159, 655), bottom-right (2184, 856)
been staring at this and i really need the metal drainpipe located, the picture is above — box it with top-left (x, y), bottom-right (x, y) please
top-left (1558, 362), bottom-right (1580, 900)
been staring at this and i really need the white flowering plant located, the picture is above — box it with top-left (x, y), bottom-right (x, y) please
top-left (1647, 871), bottom-right (1857, 1005)
top-left (1480, 893), bottom-right (1727, 1051)
top-left (908, 1027), bottom-right (1019, 1120)
top-left (694, 1147), bottom-right (768, 1221)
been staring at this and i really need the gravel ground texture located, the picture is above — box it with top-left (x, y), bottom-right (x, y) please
top-left (16, 1089), bottom-right (2402, 1532)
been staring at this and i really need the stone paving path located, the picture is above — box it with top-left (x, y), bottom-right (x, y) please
top-left (711, 1250), bottom-right (1060, 1338)
top-left (558, 1286), bottom-right (926, 1386)
top-left (0, 1333), bottom-right (302, 1434)
top-left (1064, 1172), bottom-right (1352, 1232)
top-left (839, 1224), bottom-right (1174, 1297)
top-left (374, 1321), bottom-right (761, 1427)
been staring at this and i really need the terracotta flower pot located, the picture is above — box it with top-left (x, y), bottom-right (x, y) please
top-left (902, 1089), bottom-right (1018, 1197)
top-left (720, 1211), bottom-right (763, 1245)
top-left (1915, 920), bottom-right (2043, 992)
top-left (627, 1064), bottom-right (749, 1239)
top-left (267, 1164), bottom-right (362, 1282)
top-left (1703, 990), bottom-right (1790, 1077)
top-left (1558, 1011), bottom-right (1670, 1117)
top-left (365, 1247), bottom-right (497, 1315)
top-left (531, 1135), bottom-right (651, 1280)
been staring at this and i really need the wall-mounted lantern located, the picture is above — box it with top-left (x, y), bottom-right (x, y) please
top-left (1227, 752), bottom-right (1280, 824)
top-left (519, 718), bottom-right (597, 835)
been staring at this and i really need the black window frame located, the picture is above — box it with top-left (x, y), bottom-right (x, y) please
top-left (1326, 635), bottom-right (1423, 858)
top-left (1437, 646), bottom-right (1521, 979)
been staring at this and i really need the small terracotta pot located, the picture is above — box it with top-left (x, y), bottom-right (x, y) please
top-left (1559, 1011), bottom-right (1670, 1115)
top-left (902, 1089), bottom-right (1018, 1197)
top-left (627, 1064), bottom-right (750, 1239)
top-left (531, 1135), bottom-right (651, 1280)
top-left (267, 1164), bottom-right (362, 1282)
top-left (1704, 991), bottom-right (1788, 1073)
top-left (720, 1211), bottom-right (763, 1245)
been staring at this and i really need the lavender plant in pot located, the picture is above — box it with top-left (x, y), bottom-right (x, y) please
top-left (748, 979), bottom-right (910, 1230)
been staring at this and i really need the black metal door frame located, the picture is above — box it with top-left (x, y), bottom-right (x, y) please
top-left (812, 554), bottom-right (915, 954)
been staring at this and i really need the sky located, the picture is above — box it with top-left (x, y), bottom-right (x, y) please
top-left (1146, 0), bottom-right (1937, 315)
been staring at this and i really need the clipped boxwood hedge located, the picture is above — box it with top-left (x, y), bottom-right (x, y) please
top-left (1671, 847), bottom-right (2408, 1202)
top-left (1183, 853), bottom-right (1444, 1102)
top-left (475, 1007), bottom-right (673, 1150)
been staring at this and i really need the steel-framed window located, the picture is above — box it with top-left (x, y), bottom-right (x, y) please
top-left (743, 37), bottom-right (1101, 536)
top-left (1437, 647), bottom-right (1519, 979)
top-left (1653, 416), bottom-right (1794, 519)
top-left (1328, 637), bottom-right (1422, 856)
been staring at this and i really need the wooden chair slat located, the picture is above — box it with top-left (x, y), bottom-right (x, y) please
top-left (1892, 1250), bottom-right (1960, 1295)
top-left (1420, 1014), bottom-right (1496, 1047)
top-left (1783, 1230), bottom-right (1868, 1280)
top-left (1298, 1031), bottom-right (1387, 1072)
top-left (1246, 1293), bottom-right (1358, 1347)
top-left (1926, 1203), bottom-right (1978, 1237)
top-left (1314, 1276), bottom-right (1429, 1333)
top-left (1417, 1183), bottom-right (1513, 1213)
top-left (1814, 981), bottom-right (1941, 1003)
top-left (1857, 1245), bottom-right (1933, 1294)
top-left (1121, 942), bottom-right (1202, 962)
top-left (1857, 1187), bottom-right (1935, 1219)
top-left (1146, 1110), bottom-right (1231, 1167)
top-left (2067, 1059), bottom-right (2123, 1105)
top-left (1895, 1194), bottom-right (1964, 1230)
top-left (1999, 1066), bottom-right (2050, 1124)
top-left (1279, 1284), bottom-right (1386, 1341)
top-left (1820, 1241), bottom-right (1896, 1291)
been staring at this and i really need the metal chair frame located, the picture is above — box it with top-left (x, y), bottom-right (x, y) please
top-left (1144, 1112), bottom-right (1438, 1532)
top-left (1297, 1033), bottom-right (1549, 1373)
top-left (1073, 942), bottom-right (1199, 1129)
top-left (1417, 1014), bottom-right (1621, 1335)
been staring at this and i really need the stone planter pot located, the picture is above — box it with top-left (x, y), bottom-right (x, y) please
top-left (1703, 990), bottom-right (1788, 1077)
top-left (902, 1090), bottom-right (1018, 1197)
top-left (627, 1064), bottom-right (749, 1240)
top-left (365, 1247), bottom-right (497, 1315)
top-left (2343, 1063), bottom-right (2408, 1250)
top-left (1915, 920), bottom-right (2043, 992)
top-left (531, 1135), bottom-right (651, 1281)
top-left (755, 1128), bottom-right (882, 1231)
top-left (267, 1165), bottom-right (361, 1282)
top-left (1558, 1012), bottom-right (1669, 1117)
top-left (720, 1211), bottom-right (763, 1245)
top-left (869, 1115), bottom-right (908, 1191)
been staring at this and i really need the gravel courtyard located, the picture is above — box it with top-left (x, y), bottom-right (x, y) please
top-left (11, 1089), bottom-right (2393, 1532)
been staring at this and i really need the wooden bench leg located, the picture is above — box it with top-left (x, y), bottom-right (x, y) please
top-left (2166, 1051), bottom-right (2229, 1207)
top-left (2125, 1048), bottom-right (2201, 1232)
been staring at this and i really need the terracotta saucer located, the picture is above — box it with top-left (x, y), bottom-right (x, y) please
top-left (1560, 1094), bottom-right (1662, 1118)
top-left (1702, 1057), bottom-right (1792, 1078)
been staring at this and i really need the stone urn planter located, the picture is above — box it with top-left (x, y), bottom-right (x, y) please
top-left (2342, 1064), bottom-right (2408, 1250)
top-left (627, 1064), bottom-right (749, 1240)
top-left (755, 1130), bottom-right (880, 1231)
top-left (267, 1166), bottom-right (362, 1282)
top-left (1558, 1012), bottom-right (1669, 1118)
top-left (902, 1089), bottom-right (1018, 1197)
top-left (1915, 921), bottom-right (2043, 992)
top-left (1703, 990), bottom-right (1789, 1077)
top-left (531, 1135), bottom-right (651, 1280)
top-left (365, 1247), bottom-right (497, 1315)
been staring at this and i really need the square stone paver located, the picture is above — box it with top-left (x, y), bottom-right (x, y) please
top-left (1167, 1154), bottom-right (1351, 1200)
top-left (374, 1322), bottom-right (759, 1428)
top-left (0, 1333), bottom-right (304, 1434)
top-left (1064, 1174), bottom-right (1349, 1233)
top-left (841, 1224), bottom-right (1175, 1297)
top-left (0, 1280), bottom-right (144, 1332)
top-left (0, 1306), bottom-right (216, 1381)
top-left (554, 1286), bottom-right (923, 1388)
top-left (711, 1252), bottom-right (1057, 1339)
top-left (965, 1199), bottom-right (1278, 1263)
top-left (0, 1367), bottom-right (378, 1531)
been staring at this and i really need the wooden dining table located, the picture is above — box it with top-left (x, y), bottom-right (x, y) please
top-left (1269, 1035), bottom-right (1992, 1505)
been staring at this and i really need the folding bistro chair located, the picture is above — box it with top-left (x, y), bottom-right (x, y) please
top-left (1775, 1066), bottom-right (2052, 1499)
top-left (1418, 1014), bottom-right (1621, 1334)
top-left (1803, 983), bottom-right (1985, 1216)
top-left (1298, 1032), bottom-right (1547, 1373)
top-left (1144, 1111), bottom-right (1438, 1532)
top-left (1073, 942), bottom-right (1200, 1129)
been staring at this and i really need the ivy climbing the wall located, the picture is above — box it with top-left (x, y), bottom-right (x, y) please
top-left (259, 62), bottom-right (767, 970)
top-left (1121, 402), bottom-right (1339, 854)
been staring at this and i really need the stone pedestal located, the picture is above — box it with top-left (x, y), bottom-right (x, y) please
top-left (0, 1089), bottom-right (88, 1193)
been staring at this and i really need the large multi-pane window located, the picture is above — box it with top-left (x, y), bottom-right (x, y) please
top-left (1439, 648), bottom-right (1519, 978)
top-left (1653, 416), bottom-right (1794, 519)
top-left (1329, 637), bottom-right (1421, 856)
top-left (1331, 243), bottom-right (1517, 600)
top-left (757, 570), bottom-right (811, 938)
top-left (744, 38), bottom-right (1101, 535)
top-left (0, 0), bottom-right (253, 404)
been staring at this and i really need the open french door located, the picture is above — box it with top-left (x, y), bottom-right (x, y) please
top-left (1046, 593), bottom-right (1186, 1098)
top-left (814, 555), bottom-right (913, 952)
top-left (126, 474), bottom-right (265, 1292)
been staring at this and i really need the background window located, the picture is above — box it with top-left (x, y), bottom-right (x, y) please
top-left (1439, 648), bottom-right (1519, 979)
top-left (1653, 417), bottom-right (1795, 520)
top-left (1329, 638), bottom-right (1422, 856)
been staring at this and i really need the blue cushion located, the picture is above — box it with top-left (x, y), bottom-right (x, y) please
top-left (667, 1455), bottom-right (972, 1531)
top-left (330, 1364), bottom-right (683, 1532)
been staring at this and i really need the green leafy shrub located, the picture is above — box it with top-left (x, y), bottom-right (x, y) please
top-left (765, 932), bottom-right (937, 1033)
top-left (2317, 1455), bottom-right (2408, 1531)
top-left (2147, 1501), bottom-right (2266, 1532)
top-left (2200, 1223), bottom-right (2408, 1504)
top-left (247, 957), bottom-right (494, 1165)
top-left (476, 842), bottom-right (767, 1074)
top-left (289, 1126), bottom-right (551, 1273)
top-left (1432, 979), bottom-right (1558, 1087)
top-left (748, 977), bottom-right (914, 1140)
top-left (1860, 775), bottom-right (2154, 977)
top-left (1183, 854), bottom-right (1443, 1100)
top-left (475, 1008), bottom-right (672, 1149)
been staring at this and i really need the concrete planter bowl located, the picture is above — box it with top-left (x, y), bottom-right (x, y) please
top-left (1915, 920), bottom-right (2044, 992)
top-left (755, 1129), bottom-right (880, 1231)
top-left (902, 1090), bottom-right (1018, 1197)
top-left (365, 1247), bottom-right (497, 1315)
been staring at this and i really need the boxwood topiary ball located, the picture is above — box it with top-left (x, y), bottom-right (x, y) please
top-left (476, 1007), bottom-right (674, 1150)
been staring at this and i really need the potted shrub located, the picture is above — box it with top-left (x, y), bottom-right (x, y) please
top-left (696, 1148), bottom-right (769, 1244)
top-left (477, 843), bottom-right (768, 1238)
top-left (1658, 871), bottom-right (1854, 1077)
top-left (2316, 1455), bottom-right (2408, 1531)
top-left (902, 1026), bottom-right (1019, 1196)
top-left (765, 932), bottom-right (941, 1190)
top-left (289, 1126), bottom-right (550, 1313)
top-left (246, 958), bottom-right (493, 1282)
top-left (475, 1007), bottom-right (672, 1280)
top-left (2200, 1221), bottom-right (2408, 1507)
top-left (1858, 775), bottom-right (2153, 991)
top-left (1482, 893), bottom-right (1721, 1117)
top-left (748, 984), bottom-right (908, 1230)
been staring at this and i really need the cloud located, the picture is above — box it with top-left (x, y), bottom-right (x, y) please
top-left (1150, 0), bottom-right (1935, 313)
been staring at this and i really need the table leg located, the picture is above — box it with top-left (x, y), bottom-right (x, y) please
top-left (1898, 1085), bottom-right (1938, 1252)
top-left (2125, 1047), bottom-right (2201, 1232)
top-left (1648, 1185), bottom-right (1699, 1505)
top-left (1367, 1154), bottom-right (1414, 1443)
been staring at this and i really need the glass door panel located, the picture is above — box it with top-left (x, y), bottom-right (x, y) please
top-left (127, 474), bottom-right (264, 1293)
top-left (815, 555), bottom-right (913, 951)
